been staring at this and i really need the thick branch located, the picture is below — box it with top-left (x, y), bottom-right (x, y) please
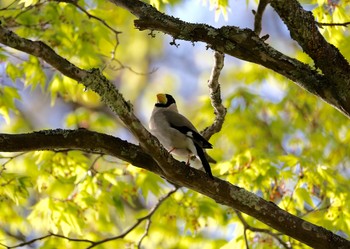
top-left (0, 129), bottom-right (162, 174)
top-left (0, 130), bottom-right (349, 249)
top-left (270, 0), bottom-right (350, 114)
top-left (109, 0), bottom-right (350, 118)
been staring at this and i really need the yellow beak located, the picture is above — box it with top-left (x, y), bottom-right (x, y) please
top-left (156, 93), bottom-right (167, 104)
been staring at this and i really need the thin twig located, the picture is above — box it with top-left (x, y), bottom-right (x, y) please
top-left (13, 2), bottom-right (45, 20)
top-left (52, 0), bottom-right (121, 56)
top-left (316, 21), bottom-right (350, 28)
top-left (0, 152), bottom-right (28, 168)
top-left (0, 228), bottom-right (27, 245)
top-left (106, 57), bottom-right (158, 75)
top-left (299, 199), bottom-right (332, 218)
top-left (86, 187), bottom-right (178, 249)
top-left (253, 0), bottom-right (270, 35)
top-left (0, 0), bottom-right (18, 11)
top-left (0, 234), bottom-right (53, 249)
top-left (202, 51), bottom-right (227, 141)
top-left (50, 233), bottom-right (93, 244)
top-left (235, 210), bottom-right (291, 249)
top-left (88, 154), bottom-right (103, 173)
top-left (137, 219), bottom-right (151, 248)
top-left (69, 2), bottom-right (121, 37)
top-left (243, 226), bottom-right (250, 249)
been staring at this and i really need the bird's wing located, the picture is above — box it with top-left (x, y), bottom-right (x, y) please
top-left (164, 111), bottom-right (213, 149)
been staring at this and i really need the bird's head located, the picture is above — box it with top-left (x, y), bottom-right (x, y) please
top-left (155, 93), bottom-right (178, 111)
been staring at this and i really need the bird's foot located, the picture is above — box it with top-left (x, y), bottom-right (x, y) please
top-left (168, 147), bottom-right (176, 153)
top-left (185, 155), bottom-right (197, 166)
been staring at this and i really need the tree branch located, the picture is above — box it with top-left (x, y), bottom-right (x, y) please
top-left (0, 130), bottom-right (349, 249)
top-left (316, 21), bottom-right (350, 27)
top-left (110, 0), bottom-right (350, 117)
top-left (202, 51), bottom-right (227, 141)
top-left (4, 232), bottom-right (94, 249)
top-left (0, 129), bottom-right (162, 174)
top-left (0, 234), bottom-right (53, 249)
top-left (270, 0), bottom-right (350, 114)
top-left (253, 0), bottom-right (270, 35)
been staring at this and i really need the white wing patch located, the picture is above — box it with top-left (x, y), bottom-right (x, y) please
top-left (186, 131), bottom-right (194, 138)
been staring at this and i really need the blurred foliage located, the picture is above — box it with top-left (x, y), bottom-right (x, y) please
top-left (0, 0), bottom-right (350, 248)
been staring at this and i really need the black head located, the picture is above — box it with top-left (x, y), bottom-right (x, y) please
top-left (155, 93), bottom-right (176, 107)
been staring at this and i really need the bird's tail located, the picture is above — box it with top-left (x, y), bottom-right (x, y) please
top-left (194, 143), bottom-right (214, 179)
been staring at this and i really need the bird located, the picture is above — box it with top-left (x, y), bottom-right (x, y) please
top-left (149, 93), bottom-right (215, 179)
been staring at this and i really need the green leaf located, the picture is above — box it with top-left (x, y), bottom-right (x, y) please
top-left (295, 187), bottom-right (314, 208)
top-left (19, 0), bottom-right (39, 7)
top-left (6, 63), bottom-right (23, 82)
top-left (0, 86), bottom-right (21, 124)
top-left (0, 106), bottom-right (10, 124)
top-left (22, 56), bottom-right (46, 89)
top-left (49, 74), bottom-right (62, 106)
top-left (278, 154), bottom-right (299, 167)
